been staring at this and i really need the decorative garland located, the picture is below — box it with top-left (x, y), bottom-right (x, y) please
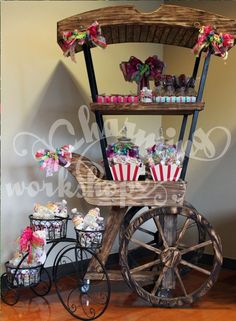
top-left (61, 21), bottom-right (107, 62)
top-left (35, 144), bottom-right (73, 177)
top-left (193, 25), bottom-right (234, 59)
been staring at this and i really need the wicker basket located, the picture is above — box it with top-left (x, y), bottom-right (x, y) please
top-left (75, 228), bottom-right (104, 249)
top-left (5, 262), bottom-right (42, 287)
top-left (29, 215), bottom-right (68, 241)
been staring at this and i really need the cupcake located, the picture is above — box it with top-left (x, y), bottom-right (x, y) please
top-left (106, 128), bottom-right (143, 181)
top-left (145, 140), bottom-right (183, 181)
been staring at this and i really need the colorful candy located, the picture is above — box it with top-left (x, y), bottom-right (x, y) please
top-left (33, 200), bottom-right (68, 219)
top-left (145, 142), bottom-right (183, 167)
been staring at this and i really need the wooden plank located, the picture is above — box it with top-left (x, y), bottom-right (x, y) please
top-left (166, 26), bottom-right (180, 46)
top-left (126, 25), bottom-right (134, 42)
top-left (180, 28), bottom-right (196, 48)
top-left (86, 270), bottom-right (158, 282)
top-left (118, 25), bottom-right (126, 43)
top-left (140, 25), bottom-right (149, 42)
top-left (160, 27), bottom-right (172, 44)
top-left (153, 25), bottom-right (165, 43)
top-left (57, 4), bottom-right (236, 53)
top-left (111, 25), bottom-right (119, 44)
top-left (162, 214), bottom-right (177, 289)
top-left (146, 25), bottom-right (157, 43)
top-left (90, 102), bottom-right (205, 116)
top-left (133, 25), bottom-right (141, 42)
top-left (171, 27), bottom-right (188, 46)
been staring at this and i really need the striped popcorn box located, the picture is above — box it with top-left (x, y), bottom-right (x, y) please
top-left (109, 163), bottom-right (143, 181)
top-left (150, 164), bottom-right (182, 181)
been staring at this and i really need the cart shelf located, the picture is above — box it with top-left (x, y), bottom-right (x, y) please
top-left (90, 102), bottom-right (205, 115)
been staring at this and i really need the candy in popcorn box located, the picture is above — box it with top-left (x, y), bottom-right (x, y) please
top-left (145, 138), bottom-right (183, 181)
top-left (106, 127), bottom-right (143, 181)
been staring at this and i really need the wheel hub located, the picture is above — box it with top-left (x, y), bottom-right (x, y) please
top-left (160, 247), bottom-right (181, 268)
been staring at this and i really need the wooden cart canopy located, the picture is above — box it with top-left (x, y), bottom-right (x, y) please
top-left (57, 4), bottom-right (236, 53)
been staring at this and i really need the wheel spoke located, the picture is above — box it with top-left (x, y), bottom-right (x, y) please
top-left (151, 267), bottom-right (167, 295)
top-left (130, 259), bottom-right (161, 273)
top-left (130, 238), bottom-right (161, 254)
top-left (180, 259), bottom-right (211, 275)
top-left (174, 268), bottom-right (188, 296)
top-left (137, 227), bottom-right (156, 237)
top-left (180, 240), bottom-right (212, 255)
top-left (153, 216), bottom-right (168, 249)
top-left (176, 218), bottom-right (192, 246)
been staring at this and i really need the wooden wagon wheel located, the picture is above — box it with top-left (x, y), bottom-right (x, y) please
top-left (119, 203), bottom-right (206, 268)
top-left (119, 206), bottom-right (222, 307)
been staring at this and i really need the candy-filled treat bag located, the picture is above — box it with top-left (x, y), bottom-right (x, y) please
top-left (164, 75), bottom-right (176, 103)
top-left (153, 76), bottom-right (165, 103)
top-left (185, 77), bottom-right (197, 102)
top-left (176, 74), bottom-right (188, 103)
top-left (33, 200), bottom-right (68, 219)
top-left (145, 138), bottom-right (184, 181)
top-left (106, 127), bottom-right (143, 181)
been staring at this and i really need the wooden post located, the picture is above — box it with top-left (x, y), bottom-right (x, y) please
top-left (162, 214), bottom-right (177, 289)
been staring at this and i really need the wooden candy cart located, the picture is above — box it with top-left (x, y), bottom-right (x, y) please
top-left (56, 4), bottom-right (236, 308)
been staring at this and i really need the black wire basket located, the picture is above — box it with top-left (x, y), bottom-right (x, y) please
top-left (5, 262), bottom-right (42, 287)
top-left (75, 228), bottom-right (104, 249)
top-left (29, 215), bottom-right (68, 241)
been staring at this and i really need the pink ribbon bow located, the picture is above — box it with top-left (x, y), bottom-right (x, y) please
top-left (19, 227), bottom-right (45, 264)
